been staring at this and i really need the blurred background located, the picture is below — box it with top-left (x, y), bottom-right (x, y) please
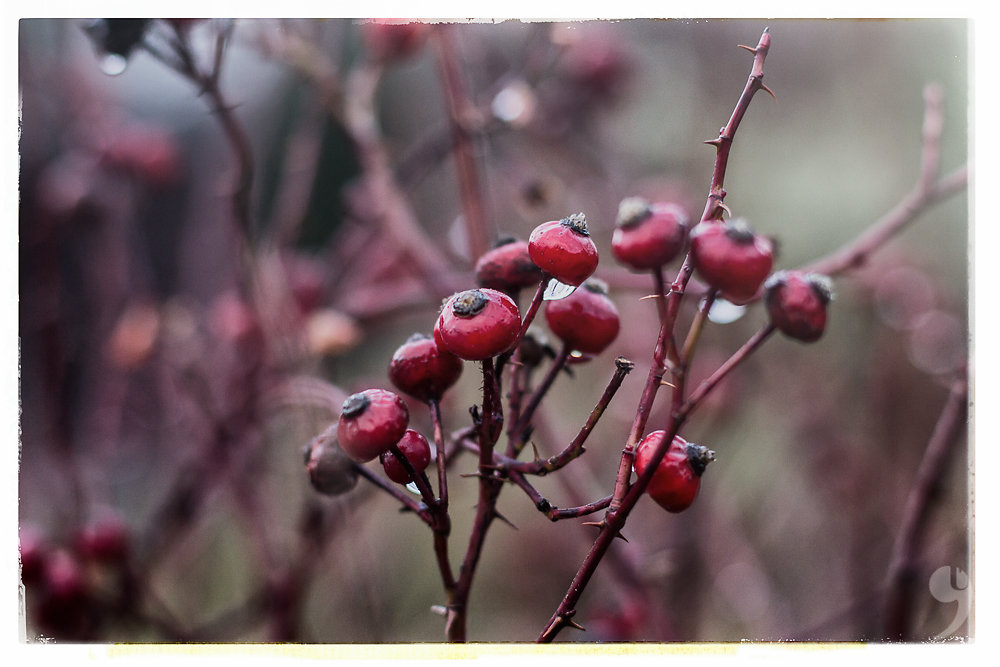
top-left (17, 18), bottom-right (969, 643)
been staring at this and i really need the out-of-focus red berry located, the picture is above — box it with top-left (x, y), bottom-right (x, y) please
top-left (544, 278), bottom-right (620, 355)
top-left (475, 237), bottom-right (545, 294)
top-left (689, 219), bottom-right (774, 303)
top-left (764, 271), bottom-right (834, 342)
top-left (362, 19), bottom-right (429, 63)
top-left (611, 197), bottom-right (689, 270)
top-left (389, 333), bottom-right (463, 402)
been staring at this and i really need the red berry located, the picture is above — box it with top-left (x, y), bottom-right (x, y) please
top-left (336, 389), bottom-right (409, 462)
top-left (19, 527), bottom-right (49, 587)
top-left (544, 278), bottom-right (620, 354)
top-left (73, 514), bottom-right (130, 565)
top-left (36, 549), bottom-right (97, 640)
top-left (389, 333), bottom-right (464, 402)
top-left (305, 426), bottom-right (359, 496)
top-left (764, 270), bottom-right (834, 342)
top-left (362, 19), bottom-right (429, 63)
top-left (475, 237), bottom-right (545, 293)
top-left (527, 213), bottom-right (599, 286)
top-left (611, 197), bottom-right (689, 270)
top-left (634, 432), bottom-right (715, 513)
top-left (689, 219), bottom-right (774, 303)
top-left (434, 288), bottom-right (521, 361)
top-left (379, 429), bottom-right (432, 484)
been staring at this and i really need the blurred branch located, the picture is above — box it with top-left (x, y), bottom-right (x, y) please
top-left (145, 24), bottom-right (256, 248)
top-left (434, 24), bottom-right (492, 260)
top-left (883, 370), bottom-right (968, 640)
top-left (804, 82), bottom-right (968, 278)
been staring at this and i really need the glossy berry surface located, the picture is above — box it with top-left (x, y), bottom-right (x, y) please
top-left (689, 219), bottom-right (774, 303)
top-left (475, 237), bottom-right (544, 293)
top-left (434, 288), bottom-right (521, 361)
top-left (527, 213), bottom-right (599, 286)
top-left (305, 426), bottom-right (359, 496)
top-left (634, 432), bottom-right (715, 513)
top-left (544, 279), bottom-right (620, 354)
top-left (380, 429), bottom-right (432, 484)
top-left (389, 333), bottom-right (463, 402)
top-left (337, 389), bottom-right (409, 462)
top-left (611, 197), bottom-right (689, 270)
top-left (764, 270), bottom-right (834, 342)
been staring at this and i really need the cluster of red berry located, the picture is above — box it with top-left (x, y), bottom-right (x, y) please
top-left (20, 515), bottom-right (132, 640)
top-left (306, 202), bottom-right (833, 514)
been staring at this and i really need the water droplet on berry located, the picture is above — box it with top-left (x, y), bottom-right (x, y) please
top-left (707, 297), bottom-right (747, 324)
top-left (99, 53), bottom-right (128, 76)
top-left (543, 278), bottom-right (577, 301)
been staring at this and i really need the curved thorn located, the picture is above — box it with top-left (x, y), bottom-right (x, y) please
top-left (493, 509), bottom-right (518, 530)
top-left (761, 83), bottom-right (777, 102)
top-left (737, 44), bottom-right (756, 54)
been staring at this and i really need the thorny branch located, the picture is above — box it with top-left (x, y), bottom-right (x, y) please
top-left (883, 371), bottom-right (968, 640)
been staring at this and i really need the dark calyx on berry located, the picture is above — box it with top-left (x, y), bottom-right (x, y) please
top-left (615, 197), bottom-right (653, 229)
top-left (451, 289), bottom-right (490, 318)
top-left (583, 277), bottom-right (610, 295)
top-left (560, 212), bottom-right (590, 235)
top-left (685, 443), bottom-right (716, 476)
top-left (341, 392), bottom-right (371, 418)
top-left (721, 219), bottom-right (757, 244)
top-left (764, 270), bottom-right (835, 342)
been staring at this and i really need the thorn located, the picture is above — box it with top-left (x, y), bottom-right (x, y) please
top-left (614, 531), bottom-right (629, 543)
top-left (760, 83), bottom-right (777, 102)
top-left (530, 442), bottom-right (542, 462)
top-left (717, 202), bottom-right (733, 217)
top-left (660, 380), bottom-right (677, 389)
top-left (565, 618), bottom-right (587, 632)
top-left (737, 44), bottom-right (756, 54)
top-left (703, 137), bottom-right (723, 147)
top-left (581, 521), bottom-right (605, 530)
top-left (493, 509), bottom-right (518, 530)
top-left (639, 293), bottom-right (665, 301)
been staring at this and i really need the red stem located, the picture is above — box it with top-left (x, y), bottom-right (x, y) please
top-left (446, 358), bottom-right (504, 642)
top-left (503, 357), bottom-right (634, 475)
